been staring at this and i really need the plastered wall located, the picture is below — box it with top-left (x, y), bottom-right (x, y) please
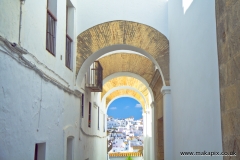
top-left (168, 0), bottom-right (222, 159)
top-left (76, 0), bottom-right (168, 37)
top-left (0, 47), bottom-right (107, 160)
top-left (0, 0), bottom-right (77, 87)
top-left (0, 0), bottom-right (107, 159)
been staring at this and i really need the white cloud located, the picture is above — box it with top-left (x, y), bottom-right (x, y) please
top-left (124, 106), bottom-right (129, 109)
top-left (135, 104), bottom-right (142, 108)
top-left (110, 107), bottom-right (117, 110)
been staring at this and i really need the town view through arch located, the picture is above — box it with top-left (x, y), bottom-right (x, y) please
top-left (107, 97), bottom-right (144, 155)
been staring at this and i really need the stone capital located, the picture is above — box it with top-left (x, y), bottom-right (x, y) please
top-left (150, 102), bottom-right (155, 108)
top-left (145, 109), bottom-right (150, 114)
top-left (161, 86), bottom-right (171, 95)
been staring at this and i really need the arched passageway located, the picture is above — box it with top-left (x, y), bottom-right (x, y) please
top-left (76, 20), bottom-right (169, 160)
top-left (0, 1), bottom-right (224, 160)
top-left (76, 20), bottom-right (169, 86)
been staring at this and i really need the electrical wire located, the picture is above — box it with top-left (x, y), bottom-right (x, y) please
top-left (0, 36), bottom-right (78, 97)
top-left (0, 36), bottom-right (107, 138)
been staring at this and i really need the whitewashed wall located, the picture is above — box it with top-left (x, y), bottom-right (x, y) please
top-left (76, 0), bottom-right (169, 37)
top-left (0, 47), bottom-right (107, 160)
top-left (0, 0), bottom-right (224, 160)
top-left (0, 51), bottom-right (69, 159)
top-left (0, 0), bottom-right (107, 159)
top-left (168, 0), bottom-right (222, 160)
top-left (0, 0), bottom-right (77, 88)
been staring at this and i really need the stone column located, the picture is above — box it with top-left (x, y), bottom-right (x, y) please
top-left (142, 112), bottom-right (147, 159)
top-left (161, 86), bottom-right (173, 160)
top-left (142, 112), bottom-right (147, 137)
top-left (146, 109), bottom-right (151, 137)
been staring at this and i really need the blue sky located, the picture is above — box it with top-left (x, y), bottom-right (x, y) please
top-left (107, 97), bottom-right (143, 120)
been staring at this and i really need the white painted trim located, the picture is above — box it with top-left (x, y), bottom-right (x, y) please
top-left (97, 50), bottom-right (148, 59)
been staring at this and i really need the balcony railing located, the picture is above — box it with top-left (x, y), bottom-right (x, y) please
top-left (85, 61), bottom-right (103, 92)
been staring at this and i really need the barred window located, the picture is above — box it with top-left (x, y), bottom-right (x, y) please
top-left (65, 1), bottom-right (74, 70)
top-left (65, 34), bottom-right (72, 69)
top-left (46, 0), bottom-right (57, 55)
top-left (88, 102), bottom-right (91, 128)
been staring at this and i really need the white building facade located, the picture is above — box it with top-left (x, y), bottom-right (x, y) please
top-left (0, 0), bottom-right (224, 160)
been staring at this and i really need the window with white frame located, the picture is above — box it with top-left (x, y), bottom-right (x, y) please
top-left (65, 0), bottom-right (74, 70)
top-left (46, 0), bottom-right (57, 55)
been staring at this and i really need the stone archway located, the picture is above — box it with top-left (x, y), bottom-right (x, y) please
top-left (102, 76), bottom-right (150, 102)
top-left (103, 72), bottom-right (155, 102)
top-left (76, 20), bottom-right (168, 160)
top-left (106, 89), bottom-right (146, 111)
top-left (76, 20), bottom-right (169, 85)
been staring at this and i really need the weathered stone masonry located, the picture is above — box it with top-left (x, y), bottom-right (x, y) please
top-left (216, 0), bottom-right (240, 159)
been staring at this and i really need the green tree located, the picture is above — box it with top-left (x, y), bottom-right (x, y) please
top-left (125, 156), bottom-right (133, 160)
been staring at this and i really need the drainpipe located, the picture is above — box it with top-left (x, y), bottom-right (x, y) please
top-left (19, 0), bottom-right (25, 46)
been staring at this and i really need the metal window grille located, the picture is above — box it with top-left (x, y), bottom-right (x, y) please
top-left (46, 10), bottom-right (57, 55)
top-left (66, 34), bottom-right (72, 69)
top-left (88, 102), bottom-right (91, 128)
